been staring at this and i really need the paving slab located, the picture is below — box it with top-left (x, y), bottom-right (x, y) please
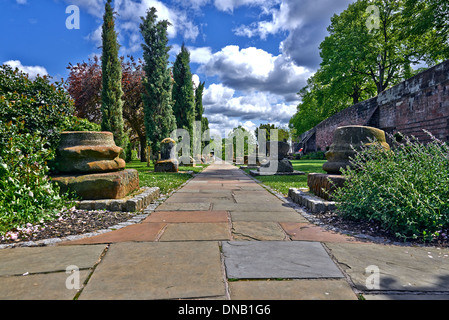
top-left (62, 222), bottom-right (166, 245)
top-left (228, 279), bottom-right (357, 300)
top-left (280, 222), bottom-right (363, 243)
top-left (165, 196), bottom-right (235, 204)
top-left (0, 245), bottom-right (106, 276)
top-left (231, 222), bottom-right (288, 241)
top-left (144, 211), bottom-right (229, 223)
top-left (0, 270), bottom-right (90, 300)
top-left (222, 241), bottom-right (344, 279)
top-left (212, 203), bottom-right (295, 212)
top-left (232, 194), bottom-right (284, 204)
top-left (326, 243), bottom-right (449, 292)
top-left (79, 241), bottom-right (226, 300)
top-left (230, 211), bottom-right (308, 223)
top-left (159, 223), bottom-right (231, 241)
top-left (168, 193), bottom-right (234, 199)
top-left (156, 202), bottom-right (212, 211)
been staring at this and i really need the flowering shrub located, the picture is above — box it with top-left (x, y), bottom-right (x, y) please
top-left (0, 120), bottom-right (72, 235)
top-left (0, 65), bottom-right (75, 236)
top-left (333, 131), bottom-right (449, 241)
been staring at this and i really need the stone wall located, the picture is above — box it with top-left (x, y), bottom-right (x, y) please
top-left (305, 59), bottom-right (449, 151)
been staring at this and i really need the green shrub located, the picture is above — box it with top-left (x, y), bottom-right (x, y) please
top-left (0, 65), bottom-right (76, 236)
top-left (0, 121), bottom-right (72, 235)
top-left (0, 64), bottom-right (74, 150)
top-left (62, 116), bottom-right (101, 132)
top-left (333, 131), bottom-right (449, 241)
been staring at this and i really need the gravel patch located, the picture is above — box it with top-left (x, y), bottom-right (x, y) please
top-left (0, 208), bottom-right (143, 247)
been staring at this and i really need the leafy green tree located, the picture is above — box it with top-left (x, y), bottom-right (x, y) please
top-left (172, 44), bottom-right (196, 154)
top-left (0, 64), bottom-right (74, 150)
top-left (100, 0), bottom-right (125, 148)
top-left (140, 7), bottom-right (176, 160)
top-left (255, 123), bottom-right (290, 142)
top-left (290, 0), bottom-right (446, 136)
top-left (403, 0), bottom-right (449, 63)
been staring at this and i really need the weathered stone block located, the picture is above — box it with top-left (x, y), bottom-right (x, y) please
top-left (52, 169), bottom-right (140, 200)
top-left (54, 132), bottom-right (126, 173)
top-left (323, 126), bottom-right (390, 174)
top-left (307, 173), bottom-right (347, 200)
top-left (155, 159), bottom-right (179, 173)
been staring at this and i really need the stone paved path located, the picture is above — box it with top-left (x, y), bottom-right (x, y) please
top-left (1, 162), bottom-right (449, 300)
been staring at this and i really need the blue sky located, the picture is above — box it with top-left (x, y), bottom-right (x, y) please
top-left (0, 0), bottom-right (354, 136)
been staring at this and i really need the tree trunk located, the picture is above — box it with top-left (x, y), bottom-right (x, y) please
top-left (140, 135), bottom-right (147, 162)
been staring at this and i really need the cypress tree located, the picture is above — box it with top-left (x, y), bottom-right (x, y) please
top-left (140, 7), bottom-right (176, 160)
top-left (194, 81), bottom-right (209, 152)
top-left (194, 81), bottom-right (205, 121)
top-left (172, 45), bottom-right (196, 144)
top-left (101, 0), bottom-right (125, 148)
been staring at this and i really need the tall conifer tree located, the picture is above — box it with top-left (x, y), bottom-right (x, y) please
top-left (172, 45), bottom-right (195, 141)
top-left (101, 0), bottom-right (125, 148)
top-left (140, 7), bottom-right (176, 160)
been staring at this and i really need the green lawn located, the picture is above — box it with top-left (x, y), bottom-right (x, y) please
top-left (240, 160), bottom-right (326, 196)
top-left (126, 160), bottom-right (208, 195)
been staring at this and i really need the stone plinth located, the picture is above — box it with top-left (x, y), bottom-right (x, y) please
top-left (288, 188), bottom-right (337, 214)
top-left (305, 126), bottom-right (389, 204)
top-left (52, 169), bottom-right (140, 200)
top-left (323, 126), bottom-right (390, 174)
top-left (75, 187), bottom-right (160, 212)
top-left (155, 138), bottom-right (178, 172)
top-left (155, 160), bottom-right (178, 173)
top-left (307, 173), bottom-right (346, 201)
top-left (55, 131), bottom-right (126, 173)
top-left (51, 131), bottom-right (139, 201)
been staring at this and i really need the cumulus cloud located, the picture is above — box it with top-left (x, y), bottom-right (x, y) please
top-left (200, 45), bottom-right (312, 102)
top-left (4, 60), bottom-right (48, 79)
top-left (73, 0), bottom-right (201, 53)
top-left (202, 83), bottom-right (297, 135)
top-left (232, 0), bottom-right (354, 69)
top-left (170, 44), bottom-right (213, 64)
top-left (213, 0), bottom-right (279, 13)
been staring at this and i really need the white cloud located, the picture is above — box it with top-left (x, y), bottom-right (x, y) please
top-left (170, 44), bottom-right (213, 64)
top-left (203, 83), bottom-right (297, 133)
top-left (200, 45), bottom-right (312, 101)
top-left (64, 0), bottom-right (104, 18)
top-left (192, 74), bottom-right (200, 89)
top-left (213, 0), bottom-right (279, 13)
top-left (232, 0), bottom-right (354, 69)
top-left (4, 60), bottom-right (48, 79)
top-left (76, 0), bottom-right (202, 53)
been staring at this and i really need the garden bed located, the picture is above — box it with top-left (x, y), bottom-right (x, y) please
top-left (313, 210), bottom-right (449, 248)
top-left (0, 207), bottom-right (139, 245)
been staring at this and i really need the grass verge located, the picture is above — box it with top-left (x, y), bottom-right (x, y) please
top-left (126, 160), bottom-right (208, 195)
top-left (240, 160), bottom-right (326, 196)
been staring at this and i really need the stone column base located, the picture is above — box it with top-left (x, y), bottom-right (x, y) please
top-left (51, 169), bottom-right (140, 200)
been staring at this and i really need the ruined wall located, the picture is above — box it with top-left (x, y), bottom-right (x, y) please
top-left (310, 59), bottom-right (449, 151)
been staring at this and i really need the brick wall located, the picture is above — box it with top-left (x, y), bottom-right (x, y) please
top-left (309, 59), bottom-right (449, 151)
